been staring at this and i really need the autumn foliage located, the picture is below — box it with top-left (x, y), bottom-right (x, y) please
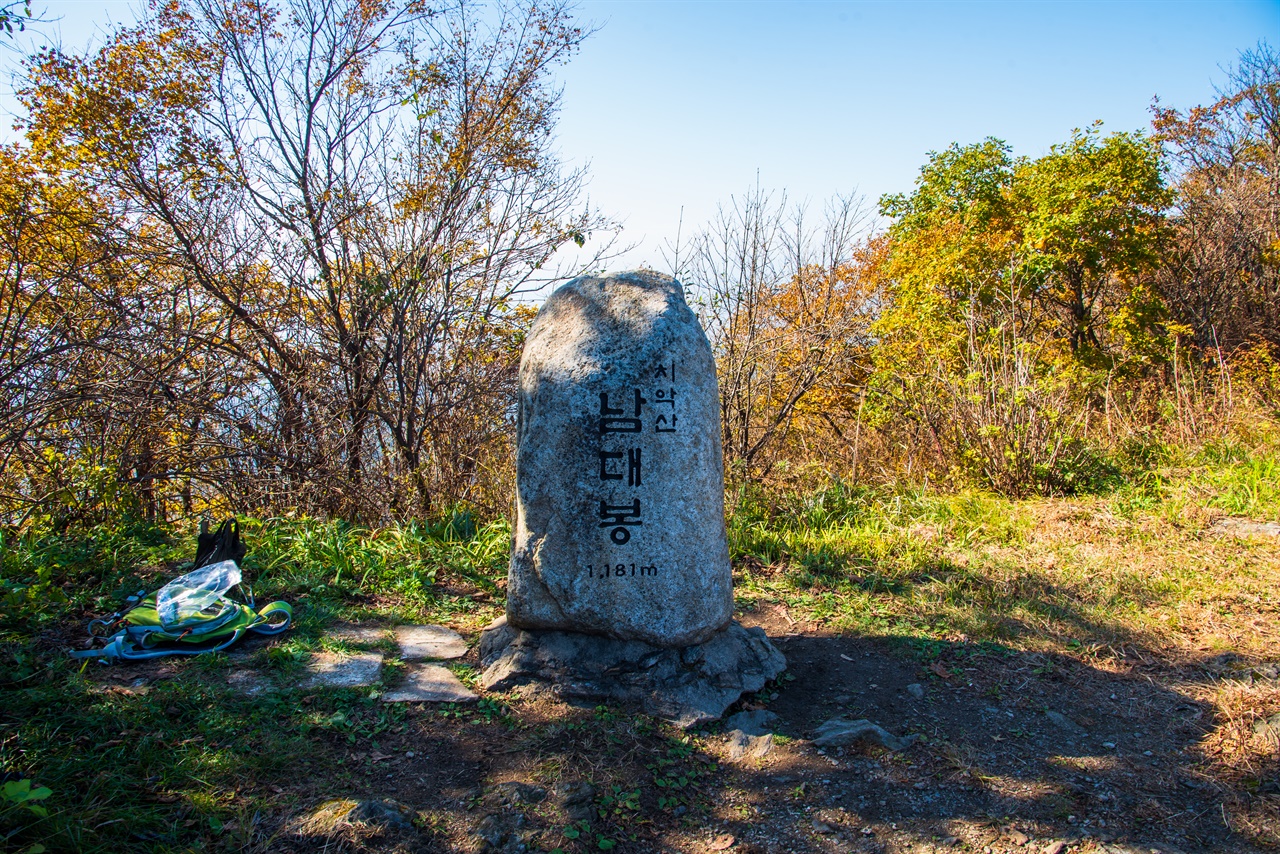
top-left (683, 45), bottom-right (1278, 496)
top-left (0, 6), bottom-right (1275, 526)
top-left (2, 0), bottom-right (611, 526)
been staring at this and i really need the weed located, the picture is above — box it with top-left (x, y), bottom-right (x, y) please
top-left (596, 784), bottom-right (640, 818)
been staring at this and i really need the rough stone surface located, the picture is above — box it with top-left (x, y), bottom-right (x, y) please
top-left (490, 782), bottom-right (546, 807)
top-left (479, 617), bottom-right (785, 727)
top-left (1253, 712), bottom-right (1280, 744)
top-left (468, 812), bottom-right (534, 854)
top-left (507, 271), bottom-right (732, 647)
top-left (906, 682), bottom-right (925, 700)
top-left (348, 799), bottom-right (418, 831)
top-left (724, 709), bottom-right (779, 737)
top-left (395, 625), bottom-right (468, 660)
top-left (1044, 710), bottom-right (1086, 733)
top-left (812, 717), bottom-right (919, 752)
top-left (551, 781), bottom-right (595, 823)
top-left (303, 652), bottom-right (383, 688)
top-left (726, 730), bottom-right (774, 761)
top-left (329, 625), bottom-right (391, 643)
top-left (383, 663), bottom-right (477, 703)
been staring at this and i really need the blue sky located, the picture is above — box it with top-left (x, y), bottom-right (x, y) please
top-left (5, 1), bottom-right (1277, 271)
top-left (551, 0), bottom-right (1277, 269)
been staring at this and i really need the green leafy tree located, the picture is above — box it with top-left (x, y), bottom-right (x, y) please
top-left (869, 127), bottom-right (1169, 494)
top-left (1013, 124), bottom-right (1170, 358)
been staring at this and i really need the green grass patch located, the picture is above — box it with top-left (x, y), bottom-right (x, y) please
top-left (2, 434), bottom-right (1278, 850)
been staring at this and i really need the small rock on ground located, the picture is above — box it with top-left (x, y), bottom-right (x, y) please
top-left (383, 662), bottom-right (477, 703)
top-left (286, 797), bottom-right (418, 840)
top-left (724, 709), bottom-right (779, 736)
top-left (726, 730), bottom-right (774, 761)
top-left (1252, 711), bottom-right (1280, 743)
top-left (349, 798), bottom-right (418, 831)
top-left (552, 781), bottom-right (595, 823)
top-left (1005, 828), bottom-right (1030, 845)
top-left (395, 624), bottom-right (468, 660)
top-left (469, 810), bottom-right (536, 853)
top-left (1045, 710), bottom-right (1085, 733)
top-left (303, 652), bottom-right (384, 689)
top-left (489, 782), bottom-right (546, 807)
top-left (812, 718), bottom-right (918, 752)
top-left (906, 682), bottom-right (925, 699)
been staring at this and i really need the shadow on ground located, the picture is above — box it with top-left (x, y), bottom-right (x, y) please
top-left (244, 625), bottom-right (1278, 854)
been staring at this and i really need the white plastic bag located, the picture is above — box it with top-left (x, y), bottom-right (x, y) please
top-left (156, 560), bottom-right (242, 629)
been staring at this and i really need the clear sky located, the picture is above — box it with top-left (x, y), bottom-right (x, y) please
top-left (4, 0), bottom-right (1277, 273)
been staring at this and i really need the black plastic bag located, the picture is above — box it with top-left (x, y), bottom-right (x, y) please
top-left (194, 518), bottom-right (247, 568)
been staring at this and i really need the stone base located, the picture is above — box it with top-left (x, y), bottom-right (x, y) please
top-left (478, 617), bottom-right (786, 727)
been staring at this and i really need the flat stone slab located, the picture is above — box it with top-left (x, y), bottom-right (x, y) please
top-left (479, 617), bottom-right (785, 727)
top-left (227, 669), bottom-right (273, 696)
top-left (395, 625), bottom-right (468, 660)
top-left (303, 652), bottom-right (383, 689)
top-left (383, 663), bottom-right (478, 703)
top-left (1211, 517), bottom-right (1280, 539)
top-left (330, 625), bottom-right (392, 643)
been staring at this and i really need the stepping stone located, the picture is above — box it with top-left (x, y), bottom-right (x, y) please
top-left (303, 652), bottom-right (383, 688)
top-left (227, 669), bottom-right (273, 696)
top-left (1211, 517), bottom-right (1280, 539)
top-left (330, 625), bottom-right (391, 643)
top-left (395, 625), bottom-right (468, 660)
top-left (383, 663), bottom-right (477, 703)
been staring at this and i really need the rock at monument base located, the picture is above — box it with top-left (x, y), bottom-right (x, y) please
top-left (479, 616), bottom-right (785, 727)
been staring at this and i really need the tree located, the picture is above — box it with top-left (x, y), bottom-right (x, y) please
top-left (677, 185), bottom-right (877, 480)
top-left (1013, 124), bottom-right (1169, 358)
top-left (0, 2), bottom-right (30, 39)
top-left (1153, 42), bottom-right (1280, 353)
top-left (869, 128), bottom-right (1169, 494)
top-left (15, 0), bottom-right (612, 521)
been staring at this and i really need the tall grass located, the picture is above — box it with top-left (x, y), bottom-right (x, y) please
top-left (728, 432), bottom-right (1280, 650)
top-left (243, 512), bottom-right (510, 608)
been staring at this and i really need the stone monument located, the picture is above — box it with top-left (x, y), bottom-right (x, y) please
top-left (479, 271), bottom-right (785, 725)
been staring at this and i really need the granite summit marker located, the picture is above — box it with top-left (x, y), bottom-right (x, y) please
top-left (480, 271), bottom-right (784, 725)
top-left (506, 269), bottom-right (732, 645)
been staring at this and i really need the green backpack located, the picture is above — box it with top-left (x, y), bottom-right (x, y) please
top-left (71, 520), bottom-right (292, 662)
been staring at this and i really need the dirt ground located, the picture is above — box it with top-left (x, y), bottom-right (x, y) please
top-left (88, 600), bottom-right (1273, 854)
